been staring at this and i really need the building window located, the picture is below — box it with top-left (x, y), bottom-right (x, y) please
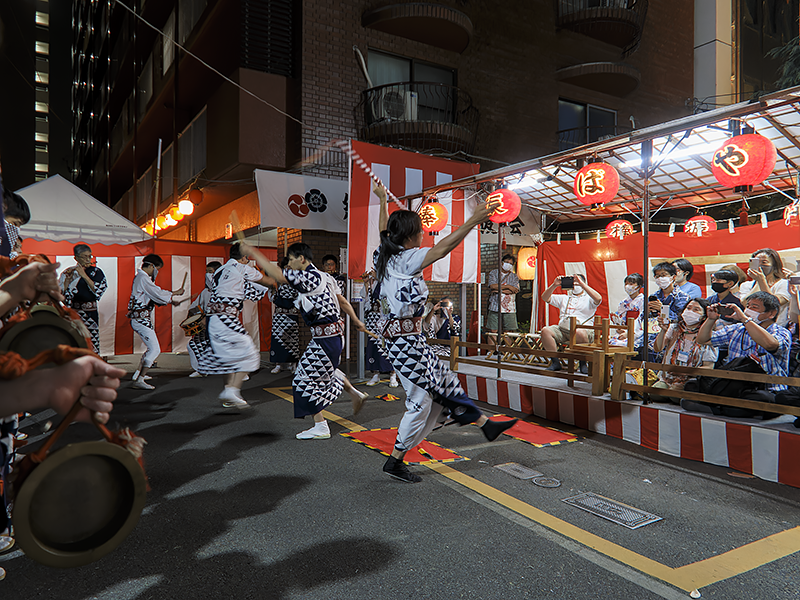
top-left (557, 99), bottom-right (617, 151)
top-left (368, 50), bottom-right (454, 88)
top-left (163, 12), bottom-right (175, 74)
top-left (35, 41), bottom-right (50, 55)
top-left (35, 101), bottom-right (49, 113)
top-left (35, 11), bottom-right (50, 26)
top-left (35, 71), bottom-right (49, 84)
top-left (35, 132), bottom-right (49, 143)
top-left (35, 163), bottom-right (49, 173)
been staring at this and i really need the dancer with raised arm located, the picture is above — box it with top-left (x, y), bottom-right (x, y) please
top-left (373, 184), bottom-right (518, 483)
top-left (241, 241), bottom-right (370, 438)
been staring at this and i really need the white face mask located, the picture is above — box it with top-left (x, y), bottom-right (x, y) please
top-left (205, 272), bottom-right (215, 289)
top-left (569, 286), bottom-right (584, 296)
top-left (655, 276), bottom-right (672, 290)
top-left (682, 310), bottom-right (702, 326)
top-left (744, 307), bottom-right (763, 322)
top-left (151, 267), bottom-right (159, 281)
top-left (502, 263), bottom-right (513, 272)
top-left (624, 284), bottom-right (639, 297)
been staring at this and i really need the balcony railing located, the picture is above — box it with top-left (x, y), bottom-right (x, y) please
top-left (354, 82), bottom-right (479, 155)
top-left (556, 0), bottom-right (648, 56)
top-left (557, 124), bottom-right (633, 151)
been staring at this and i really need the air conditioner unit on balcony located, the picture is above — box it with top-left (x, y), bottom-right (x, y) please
top-left (374, 89), bottom-right (418, 121)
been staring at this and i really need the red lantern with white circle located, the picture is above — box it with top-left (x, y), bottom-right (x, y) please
top-left (486, 188), bottom-right (521, 224)
top-left (574, 163), bottom-right (619, 206)
top-left (711, 134), bottom-right (777, 187)
top-left (784, 203), bottom-right (800, 227)
top-left (605, 219), bottom-right (634, 240)
top-left (419, 202), bottom-right (449, 234)
top-left (684, 215), bottom-right (717, 237)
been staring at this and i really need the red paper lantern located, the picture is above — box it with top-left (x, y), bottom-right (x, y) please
top-left (156, 215), bottom-right (168, 230)
top-left (711, 134), bottom-right (777, 187)
top-left (486, 188), bottom-right (521, 224)
top-left (684, 215), bottom-right (717, 237)
top-left (189, 188), bottom-right (204, 205)
top-left (574, 163), bottom-right (619, 206)
top-left (605, 219), bottom-right (634, 240)
top-left (419, 202), bottom-right (448, 233)
top-left (784, 203), bottom-right (800, 227)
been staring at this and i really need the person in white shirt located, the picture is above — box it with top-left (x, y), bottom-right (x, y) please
top-left (738, 248), bottom-right (791, 327)
top-left (128, 254), bottom-right (185, 389)
top-left (186, 261), bottom-right (222, 378)
top-left (610, 273), bottom-right (644, 346)
top-left (541, 273), bottom-right (602, 373)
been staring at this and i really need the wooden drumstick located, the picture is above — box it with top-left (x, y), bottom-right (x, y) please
top-left (229, 210), bottom-right (246, 243)
top-left (180, 272), bottom-right (187, 290)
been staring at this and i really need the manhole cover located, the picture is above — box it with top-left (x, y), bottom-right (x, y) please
top-left (494, 463), bottom-right (543, 480)
top-left (562, 492), bottom-right (662, 529)
top-left (532, 476), bottom-right (561, 488)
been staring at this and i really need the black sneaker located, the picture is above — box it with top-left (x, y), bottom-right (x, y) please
top-left (383, 456), bottom-right (422, 483)
top-left (546, 358), bottom-right (562, 371)
top-left (579, 361), bottom-right (588, 374)
top-left (482, 417), bottom-right (519, 441)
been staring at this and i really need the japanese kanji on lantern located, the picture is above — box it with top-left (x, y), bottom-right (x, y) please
top-left (784, 202), bottom-right (800, 227)
top-left (573, 162), bottom-right (619, 206)
top-left (605, 219), bottom-right (635, 240)
top-left (711, 133), bottom-right (777, 187)
top-left (419, 202), bottom-right (448, 233)
top-left (486, 188), bottom-right (521, 224)
top-left (684, 215), bottom-right (717, 237)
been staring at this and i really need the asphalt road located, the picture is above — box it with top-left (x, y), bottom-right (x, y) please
top-left (2, 354), bottom-right (799, 599)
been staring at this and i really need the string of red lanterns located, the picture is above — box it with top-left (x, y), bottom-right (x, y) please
top-left (141, 189), bottom-right (202, 235)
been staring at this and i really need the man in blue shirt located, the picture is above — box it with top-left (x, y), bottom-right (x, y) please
top-left (672, 258), bottom-right (703, 299)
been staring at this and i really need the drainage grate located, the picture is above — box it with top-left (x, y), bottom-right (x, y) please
top-left (532, 476), bottom-right (561, 488)
top-left (562, 492), bottom-right (662, 529)
top-left (494, 462), bottom-right (543, 480)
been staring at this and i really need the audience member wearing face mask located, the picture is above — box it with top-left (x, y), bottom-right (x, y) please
top-left (610, 273), bottom-right (644, 346)
top-left (738, 248), bottom-right (791, 327)
top-left (652, 298), bottom-right (718, 397)
top-left (647, 261), bottom-right (692, 323)
top-left (693, 291), bottom-right (792, 416)
top-left (485, 253), bottom-right (520, 346)
top-left (706, 269), bottom-right (743, 329)
top-left (671, 258), bottom-right (703, 300)
top-left (540, 273), bottom-right (602, 373)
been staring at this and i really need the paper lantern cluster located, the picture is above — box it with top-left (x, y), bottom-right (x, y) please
top-left (419, 202), bottom-right (448, 234)
top-left (605, 219), bottom-right (635, 240)
top-left (711, 134), bottom-right (777, 188)
top-left (684, 215), bottom-right (717, 237)
top-left (486, 188), bottom-right (522, 224)
top-left (574, 163), bottom-right (619, 206)
top-left (141, 190), bottom-right (201, 236)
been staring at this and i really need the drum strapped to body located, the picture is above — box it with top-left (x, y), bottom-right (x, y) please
top-left (180, 313), bottom-right (206, 337)
top-left (0, 346), bottom-right (148, 568)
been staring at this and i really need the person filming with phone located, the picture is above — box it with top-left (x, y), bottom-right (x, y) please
top-left (541, 273), bottom-right (602, 373)
top-left (738, 248), bottom-right (791, 327)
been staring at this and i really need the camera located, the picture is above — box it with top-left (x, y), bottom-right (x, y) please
top-left (789, 276), bottom-right (800, 285)
top-left (560, 276), bottom-right (574, 289)
top-left (717, 305), bottom-right (735, 316)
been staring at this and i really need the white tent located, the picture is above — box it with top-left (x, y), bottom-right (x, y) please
top-left (16, 175), bottom-right (148, 245)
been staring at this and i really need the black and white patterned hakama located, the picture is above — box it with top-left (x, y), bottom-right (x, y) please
top-left (365, 303), bottom-right (392, 372)
top-left (269, 284), bottom-right (300, 364)
top-left (189, 295), bottom-right (260, 375)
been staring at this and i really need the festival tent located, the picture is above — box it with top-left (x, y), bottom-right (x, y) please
top-left (16, 177), bottom-right (276, 356)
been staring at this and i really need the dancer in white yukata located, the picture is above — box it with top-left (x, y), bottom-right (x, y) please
top-left (59, 243), bottom-right (108, 353)
top-left (189, 243), bottom-right (271, 408)
top-left (128, 254), bottom-right (185, 390)
top-left (187, 261), bottom-right (222, 378)
top-left (373, 185), bottom-right (518, 482)
top-left (242, 242), bottom-right (370, 438)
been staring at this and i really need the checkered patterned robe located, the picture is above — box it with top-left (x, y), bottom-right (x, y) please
top-left (268, 284), bottom-right (300, 364)
top-left (60, 266), bottom-right (107, 352)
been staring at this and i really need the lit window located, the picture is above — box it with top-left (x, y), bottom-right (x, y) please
top-left (35, 132), bottom-right (49, 143)
top-left (35, 163), bottom-right (49, 173)
top-left (35, 41), bottom-right (50, 55)
top-left (35, 71), bottom-right (49, 84)
top-left (35, 12), bottom-right (49, 26)
top-left (35, 102), bottom-right (49, 113)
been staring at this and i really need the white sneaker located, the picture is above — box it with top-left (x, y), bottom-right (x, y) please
top-left (270, 365), bottom-right (281, 374)
top-left (242, 374), bottom-right (250, 381)
top-left (132, 369), bottom-right (140, 381)
top-left (389, 373), bottom-right (399, 388)
top-left (132, 378), bottom-right (155, 390)
top-left (189, 371), bottom-right (204, 378)
top-left (366, 373), bottom-right (380, 386)
top-left (219, 386), bottom-right (251, 409)
top-left (296, 421), bottom-right (330, 439)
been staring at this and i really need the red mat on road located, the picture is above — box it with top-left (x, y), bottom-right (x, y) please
top-left (341, 428), bottom-right (468, 464)
top-left (489, 415), bottom-right (580, 447)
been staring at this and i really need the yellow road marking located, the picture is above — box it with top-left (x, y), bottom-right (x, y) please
top-left (263, 386), bottom-right (800, 592)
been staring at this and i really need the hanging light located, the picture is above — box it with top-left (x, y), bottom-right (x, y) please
top-left (605, 219), bottom-right (634, 240)
top-left (156, 215), bottom-right (168, 229)
top-left (710, 133), bottom-right (777, 187)
top-left (573, 163), bottom-right (619, 206)
top-left (684, 215), bottom-right (717, 237)
top-left (188, 188), bottom-right (204, 205)
top-left (169, 206), bottom-right (185, 221)
top-left (419, 202), bottom-right (448, 234)
top-left (486, 188), bottom-right (521, 224)
top-left (516, 247), bottom-right (537, 280)
top-left (178, 199), bottom-right (195, 215)
top-left (164, 214), bottom-right (178, 227)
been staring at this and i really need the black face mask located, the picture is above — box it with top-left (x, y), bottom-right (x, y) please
top-left (711, 282), bottom-right (729, 294)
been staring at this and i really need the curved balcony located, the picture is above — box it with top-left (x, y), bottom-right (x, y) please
top-left (362, 3), bottom-right (473, 53)
top-left (354, 82), bottom-right (479, 155)
top-left (556, 62), bottom-right (641, 96)
top-left (556, 0), bottom-right (648, 56)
